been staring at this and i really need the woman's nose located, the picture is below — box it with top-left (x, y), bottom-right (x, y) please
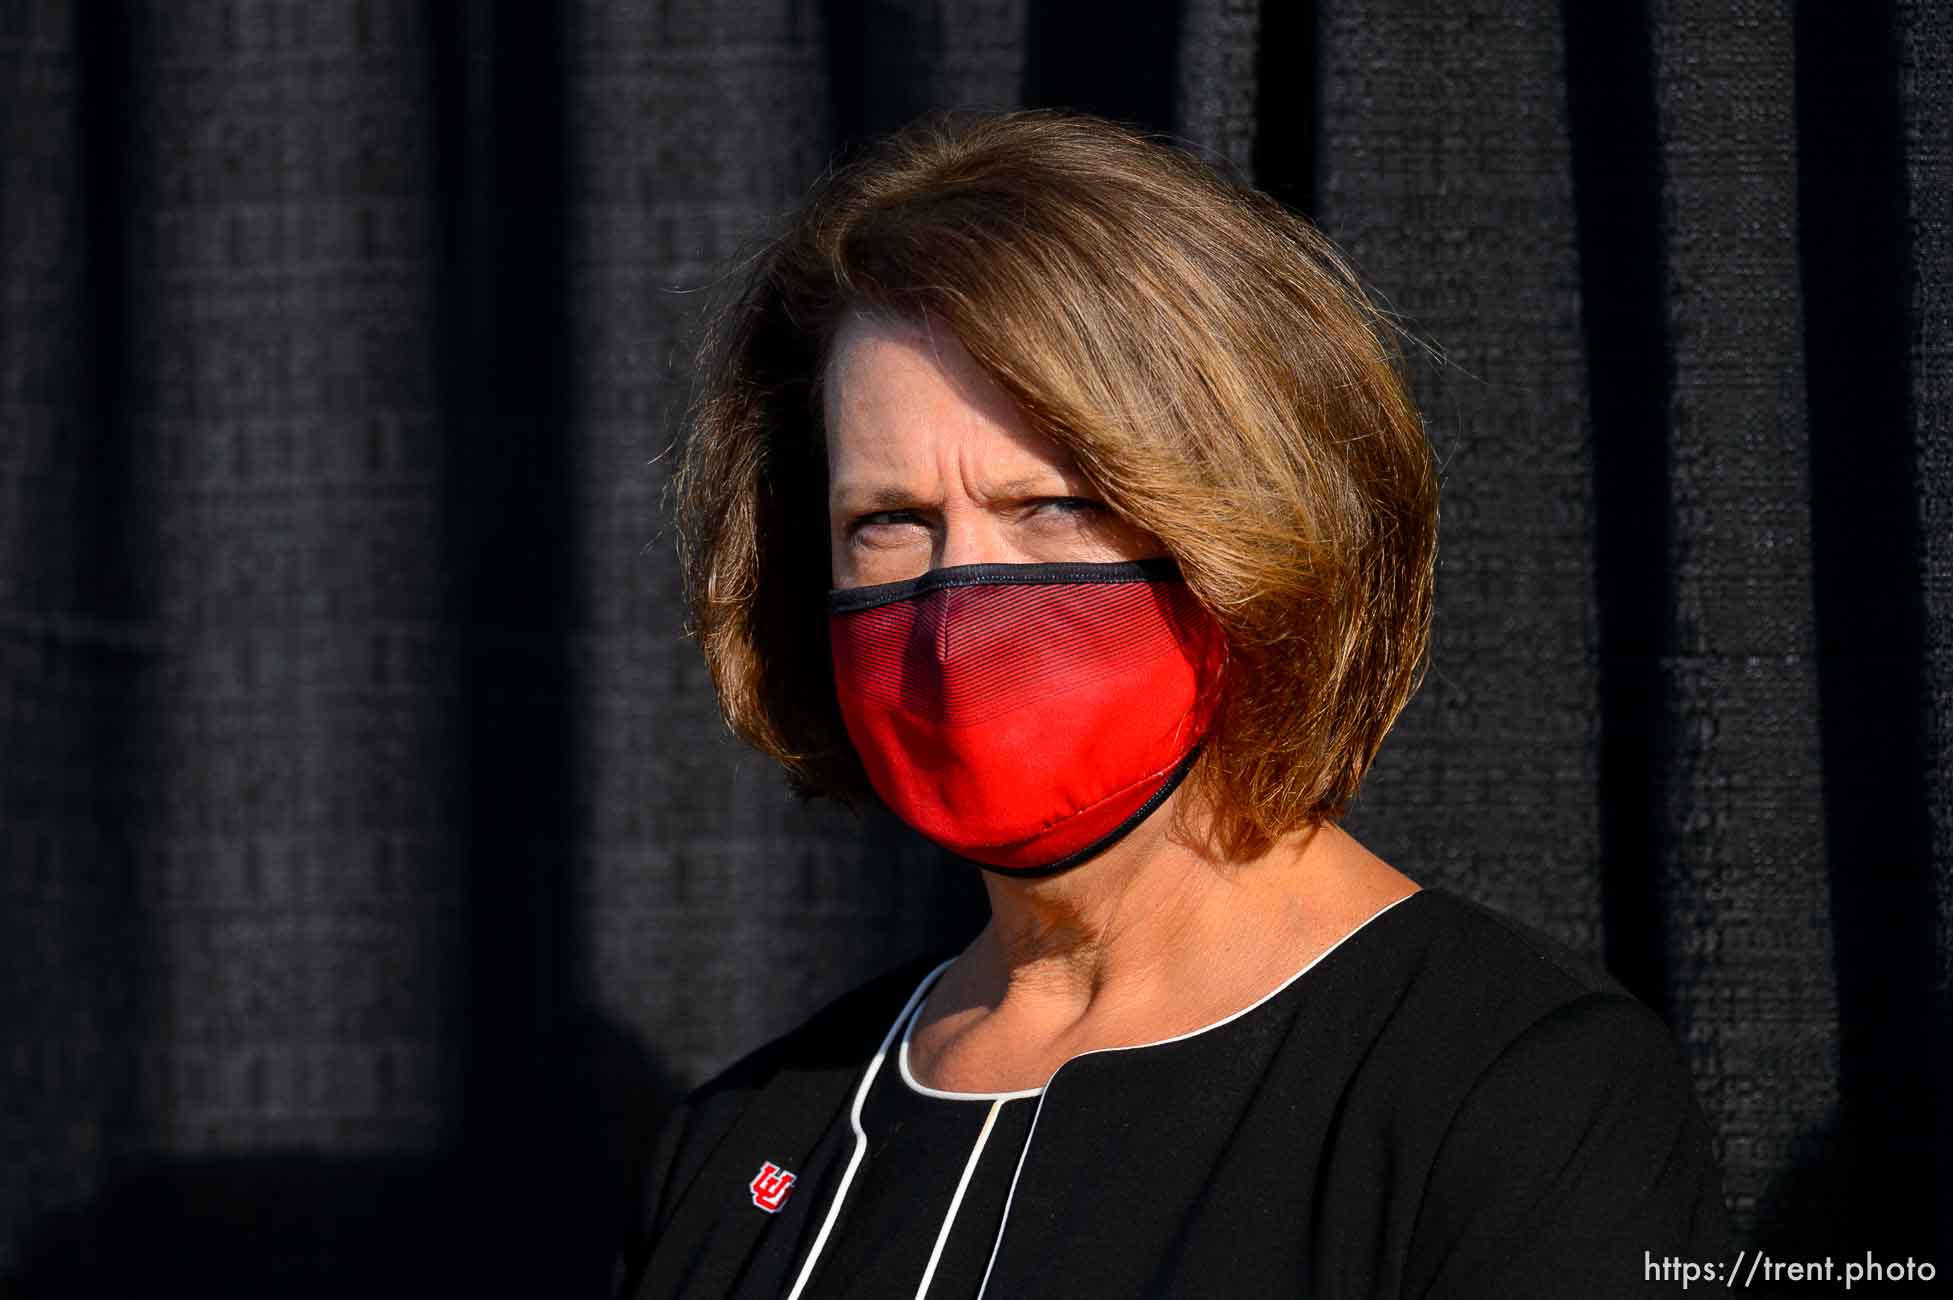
top-left (932, 512), bottom-right (1016, 571)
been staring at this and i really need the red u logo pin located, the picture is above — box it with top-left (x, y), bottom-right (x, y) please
top-left (749, 1160), bottom-right (797, 1213)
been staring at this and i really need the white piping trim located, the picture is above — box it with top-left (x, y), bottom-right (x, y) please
top-left (783, 958), bottom-right (955, 1300)
top-left (912, 1099), bottom-right (1003, 1300)
top-left (899, 979), bottom-right (1044, 1101)
top-left (973, 888), bottom-right (1421, 1299)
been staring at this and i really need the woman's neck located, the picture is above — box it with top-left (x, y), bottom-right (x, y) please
top-left (910, 800), bottom-right (1417, 1091)
top-left (969, 807), bottom-right (1261, 1024)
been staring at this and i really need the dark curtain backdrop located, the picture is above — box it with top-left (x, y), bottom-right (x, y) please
top-left (2, 0), bottom-right (1947, 1294)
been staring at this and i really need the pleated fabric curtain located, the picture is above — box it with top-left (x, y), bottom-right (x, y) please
top-left (1, 0), bottom-right (1947, 1292)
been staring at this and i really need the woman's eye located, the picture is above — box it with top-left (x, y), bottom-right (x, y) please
top-left (849, 510), bottom-right (928, 539)
top-left (1036, 497), bottom-right (1104, 517)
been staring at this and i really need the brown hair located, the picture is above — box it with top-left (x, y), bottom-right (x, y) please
top-left (675, 109), bottom-right (1438, 860)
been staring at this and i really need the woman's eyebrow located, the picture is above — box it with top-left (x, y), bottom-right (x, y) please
top-left (981, 473), bottom-right (1077, 500)
top-left (830, 482), bottom-right (935, 512)
top-left (829, 473), bottom-right (1080, 512)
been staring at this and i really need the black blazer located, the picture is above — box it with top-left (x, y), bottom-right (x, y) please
top-left (616, 889), bottom-right (1729, 1298)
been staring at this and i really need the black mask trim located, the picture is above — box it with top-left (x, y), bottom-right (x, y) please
top-left (970, 744), bottom-right (1202, 880)
top-left (827, 557), bottom-right (1182, 616)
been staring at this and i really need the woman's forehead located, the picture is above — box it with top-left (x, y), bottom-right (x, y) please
top-left (823, 313), bottom-right (1000, 420)
top-left (822, 314), bottom-right (1078, 490)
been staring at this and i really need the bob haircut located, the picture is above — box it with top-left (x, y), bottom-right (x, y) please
top-left (676, 109), bottom-right (1438, 861)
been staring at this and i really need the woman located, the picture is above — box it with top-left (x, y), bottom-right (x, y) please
top-left (617, 110), bottom-right (1727, 1299)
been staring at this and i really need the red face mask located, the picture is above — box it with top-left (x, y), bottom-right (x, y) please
top-left (827, 558), bottom-right (1224, 876)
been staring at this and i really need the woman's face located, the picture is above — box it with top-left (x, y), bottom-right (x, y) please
top-left (823, 313), bottom-right (1162, 589)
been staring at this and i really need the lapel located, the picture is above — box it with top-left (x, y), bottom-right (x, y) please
top-left (632, 956), bottom-right (948, 1298)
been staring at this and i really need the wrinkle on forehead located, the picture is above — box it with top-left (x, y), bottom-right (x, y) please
top-left (822, 311), bottom-right (1077, 492)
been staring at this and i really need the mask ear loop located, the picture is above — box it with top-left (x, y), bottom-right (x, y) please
top-left (1165, 596), bottom-right (1230, 862)
top-left (1181, 591), bottom-right (1231, 746)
